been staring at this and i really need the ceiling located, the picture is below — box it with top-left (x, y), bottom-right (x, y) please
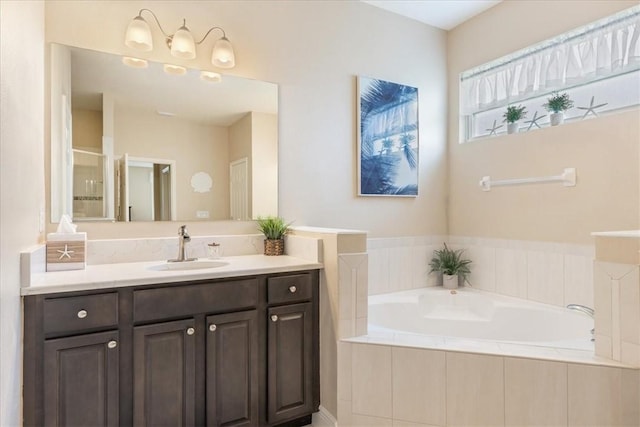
top-left (69, 45), bottom-right (277, 126)
top-left (362, 0), bottom-right (502, 30)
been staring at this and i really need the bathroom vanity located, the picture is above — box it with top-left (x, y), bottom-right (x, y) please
top-left (23, 257), bottom-right (321, 427)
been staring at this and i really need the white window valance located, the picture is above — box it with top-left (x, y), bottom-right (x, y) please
top-left (460, 6), bottom-right (640, 115)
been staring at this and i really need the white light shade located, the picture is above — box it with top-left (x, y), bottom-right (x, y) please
top-left (200, 71), bottom-right (222, 83)
top-left (122, 57), bottom-right (148, 68)
top-left (211, 37), bottom-right (235, 69)
top-left (163, 63), bottom-right (187, 76)
top-left (171, 25), bottom-right (196, 59)
top-left (125, 16), bottom-right (152, 51)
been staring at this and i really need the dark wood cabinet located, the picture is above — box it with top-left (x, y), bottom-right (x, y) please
top-left (23, 269), bottom-right (319, 427)
top-left (206, 310), bottom-right (258, 427)
top-left (43, 330), bottom-right (119, 427)
top-left (267, 303), bottom-right (313, 425)
top-left (133, 319), bottom-right (196, 427)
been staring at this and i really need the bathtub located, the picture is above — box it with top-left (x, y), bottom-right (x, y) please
top-left (368, 287), bottom-right (594, 351)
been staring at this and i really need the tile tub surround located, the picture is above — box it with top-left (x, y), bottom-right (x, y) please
top-left (367, 236), bottom-right (447, 295)
top-left (369, 235), bottom-right (595, 309)
top-left (593, 231), bottom-right (640, 367)
top-left (338, 342), bottom-right (640, 427)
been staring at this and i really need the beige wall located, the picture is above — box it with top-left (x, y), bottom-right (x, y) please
top-left (44, 0), bottom-right (448, 238)
top-left (72, 108), bottom-right (102, 151)
top-left (447, 0), bottom-right (640, 245)
top-left (115, 106), bottom-right (230, 221)
top-left (0, 2), bottom-right (45, 426)
top-left (251, 112), bottom-right (278, 218)
top-left (229, 113), bottom-right (253, 217)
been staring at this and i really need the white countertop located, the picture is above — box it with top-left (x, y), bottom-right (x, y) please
top-left (591, 230), bottom-right (640, 238)
top-left (22, 255), bottom-right (323, 296)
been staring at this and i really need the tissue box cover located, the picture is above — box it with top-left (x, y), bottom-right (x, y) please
top-left (46, 232), bottom-right (87, 271)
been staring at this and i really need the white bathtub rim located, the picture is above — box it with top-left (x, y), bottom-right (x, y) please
top-left (360, 286), bottom-right (634, 369)
top-left (368, 286), bottom-right (593, 346)
top-left (342, 334), bottom-right (636, 369)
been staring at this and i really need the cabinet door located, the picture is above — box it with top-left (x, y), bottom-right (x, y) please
top-left (44, 330), bottom-right (119, 427)
top-left (206, 310), bottom-right (258, 427)
top-left (133, 319), bottom-right (196, 427)
top-left (267, 303), bottom-right (313, 424)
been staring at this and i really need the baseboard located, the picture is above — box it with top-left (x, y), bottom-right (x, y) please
top-left (312, 405), bottom-right (337, 427)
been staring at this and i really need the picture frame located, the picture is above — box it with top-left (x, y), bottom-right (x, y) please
top-left (357, 76), bottom-right (419, 197)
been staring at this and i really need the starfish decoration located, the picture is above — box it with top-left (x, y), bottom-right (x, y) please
top-left (485, 119), bottom-right (504, 136)
top-left (577, 96), bottom-right (608, 119)
top-left (57, 244), bottom-right (75, 260)
top-left (524, 111), bottom-right (547, 131)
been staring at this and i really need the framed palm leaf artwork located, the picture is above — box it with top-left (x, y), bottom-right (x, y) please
top-left (357, 76), bottom-right (419, 196)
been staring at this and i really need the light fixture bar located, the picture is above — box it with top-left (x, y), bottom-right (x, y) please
top-left (124, 8), bottom-right (236, 68)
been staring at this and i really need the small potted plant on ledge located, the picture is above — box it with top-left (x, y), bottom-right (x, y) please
top-left (503, 104), bottom-right (527, 134)
top-left (428, 243), bottom-right (472, 289)
top-left (543, 92), bottom-right (574, 126)
top-left (257, 216), bottom-right (291, 256)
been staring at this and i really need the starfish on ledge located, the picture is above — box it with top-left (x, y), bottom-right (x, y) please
top-left (524, 111), bottom-right (547, 131)
top-left (485, 119), bottom-right (504, 136)
top-left (577, 96), bottom-right (608, 119)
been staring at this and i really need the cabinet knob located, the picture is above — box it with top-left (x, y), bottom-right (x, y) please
top-left (289, 285), bottom-right (297, 293)
top-left (209, 324), bottom-right (217, 332)
top-left (107, 340), bottom-right (117, 349)
top-left (186, 327), bottom-right (195, 336)
top-left (271, 315), bottom-right (278, 322)
top-left (77, 309), bottom-right (88, 319)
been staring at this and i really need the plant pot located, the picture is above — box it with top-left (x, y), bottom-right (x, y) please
top-left (443, 274), bottom-right (458, 289)
top-left (507, 122), bottom-right (519, 134)
top-left (442, 274), bottom-right (465, 289)
top-left (264, 238), bottom-right (284, 256)
top-left (550, 111), bottom-right (564, 126)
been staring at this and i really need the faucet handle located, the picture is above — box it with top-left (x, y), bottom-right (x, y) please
top-left (179, 225), bottom-right (191, 243)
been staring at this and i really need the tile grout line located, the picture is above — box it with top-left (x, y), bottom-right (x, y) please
top-left (566, 362), bottom-right (569, 427)
top-left (503, 355), bottom-right (506, 426)
top-left (444, 351), bottom-right (448, 427)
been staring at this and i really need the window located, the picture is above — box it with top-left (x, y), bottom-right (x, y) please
top-left (460, 6), bottom-right (640, 142)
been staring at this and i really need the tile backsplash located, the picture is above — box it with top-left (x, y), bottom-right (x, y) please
top-left (86, 234), bottom-right (265, 265)
top-left (368, 235), bottom-right (595, 308)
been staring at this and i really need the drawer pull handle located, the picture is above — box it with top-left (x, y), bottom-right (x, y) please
top-left (186, 327), bottom-right (195, 336)
top-left (209, 324), bottom-right (217, 332)
top-left (271, 315), bottom-right (278, 322)
top-left (77, 310), bottom-right (88, 319)
top-left (107, 340), bottom-right (117, 349)
top-left (289, 285), bottom-right (297, 293)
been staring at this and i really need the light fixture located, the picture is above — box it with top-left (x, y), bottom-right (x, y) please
top-left (124, 9), bottom-right (236, 69)
top-left (200, 70), bottom-right (222, 83)
top-left (122, 56), bottom-right (148, 68)
top-left (163, 64), bottom-right (187, 76)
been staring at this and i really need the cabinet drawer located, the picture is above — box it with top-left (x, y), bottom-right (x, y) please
top-left (267, 274), bottom-right (312, 305)
top-left (134, 278), bottom-right (258, 323)
top-left (43, 293), bottom-right (118, 335)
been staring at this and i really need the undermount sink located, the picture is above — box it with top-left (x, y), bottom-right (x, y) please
top-left (148, 260), bottom-right (229, 271)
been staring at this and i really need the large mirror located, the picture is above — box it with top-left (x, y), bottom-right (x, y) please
top-left (50, 43), bottom-right (278, 223)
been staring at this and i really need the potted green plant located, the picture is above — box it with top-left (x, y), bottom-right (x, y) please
top-left (428, 243), bottom-right (472, 289)
top-left (256, 216), bottom-right (291, 256)
top-left (503, 104), bottom-right (527, 134)
top-left (542, 92), bottom-right (574, 126)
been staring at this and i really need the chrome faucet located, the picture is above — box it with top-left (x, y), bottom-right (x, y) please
top-left (566, 304), bottom-right (594, 318)
top-left (567, 304), bottom-right (595, 341)
top-left (168, 225), bottom-right (197, 263)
